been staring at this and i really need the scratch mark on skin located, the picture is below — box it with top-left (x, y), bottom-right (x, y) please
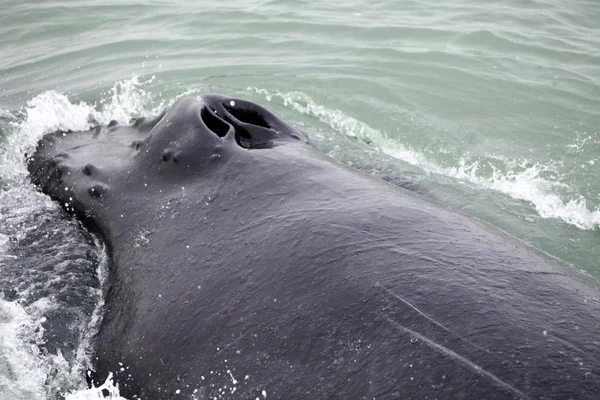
top-left (384, 286), bottom-right (586, 361)
top-left (382, 286), bottom-right (487, 353)
top-left (385, 317), bottom-right (530, 400)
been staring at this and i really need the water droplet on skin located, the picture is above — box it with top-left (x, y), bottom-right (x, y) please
top-left (227, 370), bottom-right (238, 384)
top-left (230, 100), bottom-right (235, 106)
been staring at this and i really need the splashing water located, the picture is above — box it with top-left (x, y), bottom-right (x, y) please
top-left (65, 374), bottom-right (125, 400)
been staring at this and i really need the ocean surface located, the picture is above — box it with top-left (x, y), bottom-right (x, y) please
top-left (0, 0), bottom-right (598, 398)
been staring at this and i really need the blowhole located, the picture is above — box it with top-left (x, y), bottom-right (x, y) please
top-left (232, 127), bottom-right (275, 149)
top-left (223, 103), bottom-right (270, 129)
top-left (200, 107), bottom-right (229, 138)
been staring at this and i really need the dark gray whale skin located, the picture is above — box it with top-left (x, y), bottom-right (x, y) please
top-left (28, 95), bottom-right (600, 400)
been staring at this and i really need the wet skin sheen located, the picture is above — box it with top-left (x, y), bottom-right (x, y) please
top-left (28, 95), bottom-right (600, 399)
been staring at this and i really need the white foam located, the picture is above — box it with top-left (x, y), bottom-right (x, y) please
top-left (65, 373), bottom-right (126, 400)
top-left (0, 300), bottom-right (47, 400)
top-left (450, 161), bottom-right (600, 230)
top-left (248, 87), bottom-right (600, 230)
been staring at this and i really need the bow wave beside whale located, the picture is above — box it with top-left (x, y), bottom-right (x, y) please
top-left (28, 94), bottom-right (600, 399)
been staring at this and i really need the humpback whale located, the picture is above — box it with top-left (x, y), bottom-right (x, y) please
top-left (28, 94), bottom-right (600, 399)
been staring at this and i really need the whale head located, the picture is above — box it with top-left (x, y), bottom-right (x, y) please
top-left (27, 94), bottom-right (310, 224)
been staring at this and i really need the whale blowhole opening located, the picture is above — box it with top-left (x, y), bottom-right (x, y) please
top-left (200, 106), bottom-right (230, 138)
top-left (223, 102), bottom-right (270, 129)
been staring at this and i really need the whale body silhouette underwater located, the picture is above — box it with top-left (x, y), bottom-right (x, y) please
top-left (28, 95), bottom-right (600, 399)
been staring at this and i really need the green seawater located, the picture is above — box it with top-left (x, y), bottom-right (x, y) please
top-left (0, 1), bottom-right (598, 397)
